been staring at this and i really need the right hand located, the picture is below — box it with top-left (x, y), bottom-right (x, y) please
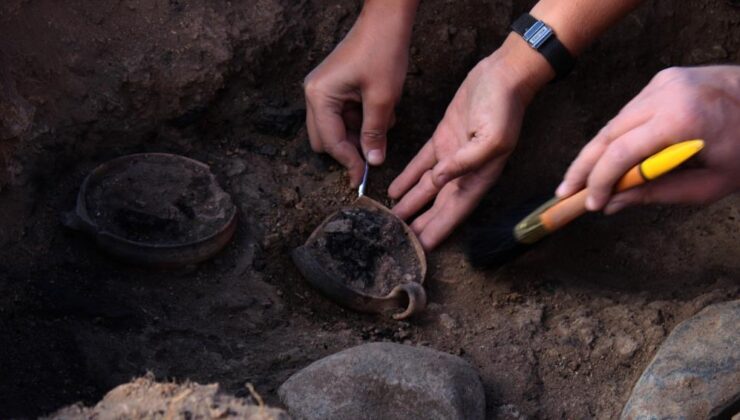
top-left (387, 33), bottom-right (554, 250)
top-left (556, 65), bottom-right (740, 214)
top-left (304, 2), bottom-right (416, 187)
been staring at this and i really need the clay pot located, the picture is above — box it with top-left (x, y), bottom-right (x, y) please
top-left (63, 153), bottom-right (237, 267)
top-left (292, 196), bottom-right (427, 320)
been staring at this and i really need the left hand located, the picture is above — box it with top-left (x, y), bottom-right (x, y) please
top-left (388, 34), bottom-right (552, 250)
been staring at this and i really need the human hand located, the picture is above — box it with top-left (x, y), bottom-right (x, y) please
top-left (304, 1), bottom-right (418, 187)
top-left (556, 66), bottom-right (740, 214)
top-left (388, 34), bottom-right (554, 250)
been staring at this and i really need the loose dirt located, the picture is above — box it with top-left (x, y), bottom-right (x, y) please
top-left (0, 0), bottom-right (738, 418)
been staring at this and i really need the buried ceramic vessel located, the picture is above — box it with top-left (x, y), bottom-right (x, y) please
top-left (292, 196), bottom-right (427, 320)
top-left (63, 153), bottom-right (237, 267)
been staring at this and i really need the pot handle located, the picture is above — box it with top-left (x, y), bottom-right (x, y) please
top-left (386, 282), bottom-right (427, 320)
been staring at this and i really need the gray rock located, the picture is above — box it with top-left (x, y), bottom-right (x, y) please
top-left (621, 300), bottom-right (740, 419)
top-left (279, 342), bottom-right (485, 420)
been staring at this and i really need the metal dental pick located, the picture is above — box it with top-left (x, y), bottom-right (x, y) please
top-left (358, 161), bottom-right (369, 197)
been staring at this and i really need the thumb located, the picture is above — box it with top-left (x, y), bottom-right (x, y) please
top-left (603, 169), bottom-right (729, 215)
top-left (360, 97), bottom-right (393, 166)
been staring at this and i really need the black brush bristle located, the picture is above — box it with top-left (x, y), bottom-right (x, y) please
top-left (466, 197), bottom-right (548, 269)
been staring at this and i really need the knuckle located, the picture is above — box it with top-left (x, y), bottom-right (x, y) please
top-left (361, 129), bottom-right (387, 141)
top-left (366, 93), bottom-right (395, 108)
top-left (604, 142), bottom-right (632, 166)
top-left (323, 141), bottom-right (339, 156)
top-left (421, 170), bottom-right (440, 192)
top-left (472, 130), bottom-right (511, 157)
top-left (410, 218), bottom-right (424, 233)
top-left (577, 142), bottom-right (598, 160)
top-left (364, 86), bottom-right (397, 107)
top-left (655, 67), bottom-right (686, 84)
top-left (673, 99), bottom-right (703, 128)
top-left (600, 121), bottom-right (615, 142)
top-left (324, 141), bottom-right (346, 159)
top-left (563, 166), bottom-right (582, 183)
top-left (479, 130), bottom-right (508, 151)
top-left (449, 157), bottom-right (471, 176)
top-left (303, 77), bottom-right (325, 98)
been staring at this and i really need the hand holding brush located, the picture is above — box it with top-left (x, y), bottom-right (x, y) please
top-left (467, 140), bottom-right (705, 268)
top-left (468, 66), bottom-right (740, 268)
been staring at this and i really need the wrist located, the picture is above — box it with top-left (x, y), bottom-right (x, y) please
top-left (488, 33), bottom-right (555, 103)
top-left (529, 4), bottom-right (584, 55)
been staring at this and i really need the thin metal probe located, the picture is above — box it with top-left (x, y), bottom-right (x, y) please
top-left (358, 161), bottom-right (369, 197)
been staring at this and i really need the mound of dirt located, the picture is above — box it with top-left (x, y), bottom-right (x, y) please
top-left (46, 376), bottom-right (289, 420)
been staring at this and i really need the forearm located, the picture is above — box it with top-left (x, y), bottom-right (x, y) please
top-left (494, 0), bottom-right (645, 100)
top-left (531, 0), bottom-right (644, 55)
top-left (358, 0), bottom-right (419, 44)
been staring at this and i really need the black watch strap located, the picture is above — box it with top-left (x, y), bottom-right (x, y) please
top-left (511, 13), bottom-right (575, 81)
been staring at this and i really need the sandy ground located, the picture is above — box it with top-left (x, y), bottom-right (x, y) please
top-left (0, 0), bottom-right (738, 418)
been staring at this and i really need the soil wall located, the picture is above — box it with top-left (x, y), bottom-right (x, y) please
top-left (0, 0), bottom-right (738, 418)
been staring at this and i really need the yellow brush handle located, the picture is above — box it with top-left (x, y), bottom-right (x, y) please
top-left (540, 139), bottom-right (704, 232)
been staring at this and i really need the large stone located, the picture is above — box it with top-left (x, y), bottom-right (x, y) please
top-left (278, 342), bottom-right (485, 420)
top-left (621, 300), bottom-right (740, 419)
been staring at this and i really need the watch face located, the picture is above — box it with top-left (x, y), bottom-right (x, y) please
top-left (523, 21), bottom-right (553, 49)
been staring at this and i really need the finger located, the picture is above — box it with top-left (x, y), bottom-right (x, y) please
top-left (585, 122), bottom-right (678, 211)
top-left (415, 176), bottom-right (498, 250)
top-left (314, 102), bottom-right (365, 187)
top-left (391, 170), bottom-right (439, 220)
top-left (343, 105), bottom-right (365, 147)
top-left (603, 169), bottom-right (729, 214)
top-left (431, 129), bottom-right (510, 187)
top-left (557, 108), bottom-right (652, 198)
top-left (411, 162), bottom-right (503, 250)
top-left (342, 104), bottom-right (362, 132)
top-left (347, 131), bottom-right (360, 148)
top-left (388, 140), bottom-right (437, 199)
top-left (305, 105), bottom-right (323, 153)
top-left (360, 96), bottom-right (393, 166)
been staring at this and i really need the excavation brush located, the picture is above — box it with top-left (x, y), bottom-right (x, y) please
top-left (467, 139), bottom-right (705, 268)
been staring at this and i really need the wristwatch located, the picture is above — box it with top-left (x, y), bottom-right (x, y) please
top-left (511, 13), bottom-right (575, 81)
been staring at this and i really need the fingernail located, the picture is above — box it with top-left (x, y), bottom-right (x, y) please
top-left (586, 195), bottom-right (598, 211)
top-left (367, 149), bottom-right (384, 165)
top-left (604, 201), bottom-right (626, 215)
top-left (555, 182), bottom-right (568, 197)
